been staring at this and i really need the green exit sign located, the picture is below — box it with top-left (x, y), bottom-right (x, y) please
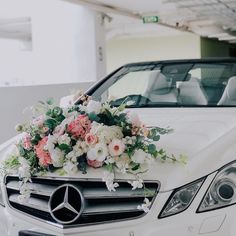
top-left (142, 16), bottom-right (159, 24)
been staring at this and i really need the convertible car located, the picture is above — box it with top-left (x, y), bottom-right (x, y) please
top-left (0, 58), bottom-right (235, 236)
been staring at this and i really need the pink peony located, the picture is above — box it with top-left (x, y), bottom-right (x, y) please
top-left (85, 133), bottom-right (98, 146)
top-left (35, 137), bottom-right (52, 167)
top-left (22, 134), bottom-right (32, 150)
top-left (67, 114), bottom-right (91, 139)
top-left (87, 159), bottom-right (103, 168)
top-left (108, 139), bottom-right (125, 156)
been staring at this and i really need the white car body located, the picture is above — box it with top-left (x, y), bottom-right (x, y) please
top-left (0, 59), bottom-right (236, 235)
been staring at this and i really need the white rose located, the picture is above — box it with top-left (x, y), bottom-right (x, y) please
top-left (86, 100), bottom-right (102, 114)
top-left (87, 143), bottom-right (108, 162)
top-left (51, 148), bottom-right (65, 167)
top-left (131, 149), bottom-right (147, 164)
top-left (57, 134), bottom-right (71, 145)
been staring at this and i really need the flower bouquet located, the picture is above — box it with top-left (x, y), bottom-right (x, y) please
top-left (3, 96), bottom-right (186, 212)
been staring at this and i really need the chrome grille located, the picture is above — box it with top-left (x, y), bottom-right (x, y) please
top-left (5, 175), bottom-right (159, 228)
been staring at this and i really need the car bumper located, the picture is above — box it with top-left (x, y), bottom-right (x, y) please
top-left (0, 173), bottom-right (235, 236)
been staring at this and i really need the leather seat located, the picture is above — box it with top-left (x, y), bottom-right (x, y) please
top-left (178, 80), bottom-right (208, 106)
top-left (218, 76), bottom-right (236, 106)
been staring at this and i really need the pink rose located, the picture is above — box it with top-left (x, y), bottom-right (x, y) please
top-left (67, 114), bottom-right (91, 139)
top-left (22, 134), bottom-right (32, 150)
top-left (85, 133), bottom-right (98, 146)
top-left (87, 159), bottom-right (103, 168)
top-left (35, 137), bottom-right (52, 167)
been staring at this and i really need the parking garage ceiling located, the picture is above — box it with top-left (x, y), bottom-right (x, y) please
top-left (1, 0), bottom-right (236, 43)
top-left (65, 0), bottom-right (236, 43)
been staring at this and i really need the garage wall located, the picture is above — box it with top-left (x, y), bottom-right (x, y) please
top-left (201, 38), bottom-right (236, 58)
top-left (106, 34), bottom-right (201, 73)
top-left (0, 82), bottom-right (92, 144)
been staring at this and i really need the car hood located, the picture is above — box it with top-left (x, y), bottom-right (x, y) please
top-left (1, 108), bottom-right (236, 191)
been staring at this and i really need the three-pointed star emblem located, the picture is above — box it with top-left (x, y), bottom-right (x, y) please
top-left (49, 184), bottom-right (84, 224)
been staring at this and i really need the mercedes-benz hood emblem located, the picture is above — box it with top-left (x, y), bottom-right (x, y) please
top-left (49, 184), bottom-right (84, 224)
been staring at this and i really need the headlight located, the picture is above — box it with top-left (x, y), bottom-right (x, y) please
top-left (198, 161), bottom-right (236, 212)
top-left (159, 177), bottom-right (205, 218)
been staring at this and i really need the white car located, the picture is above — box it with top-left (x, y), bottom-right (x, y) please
top-left (0, 58), bottom-right (236, 236)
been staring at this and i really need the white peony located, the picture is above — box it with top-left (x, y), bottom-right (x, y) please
top-left (50, 148), bottom-right (65, 167)
top-left (91, 123), bottom-right (123, 144)
top-left (86, 100), bottom-right (102, 114)
top-left (87, 143), bottom-right (108, 162)
top-left (57, 133), bottom-right (71, 145)
top-left (131, 149), bottom-right (147, 164)
top-left (126, 111), bottom-right (141, 127)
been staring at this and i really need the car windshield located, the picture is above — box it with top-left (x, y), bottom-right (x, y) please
top-left (89, 61), bottom-right (236, 107)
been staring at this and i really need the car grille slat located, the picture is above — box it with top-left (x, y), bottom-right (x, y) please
top-left (5, 175), bottom-right (159, 228)
top-left (9, 194), bottom-right (49, 213)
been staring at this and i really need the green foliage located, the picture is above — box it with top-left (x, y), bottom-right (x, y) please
top-left (4, 155), bottom-right (20, 169)
top-left (58, 144), bottom-right (72, 154)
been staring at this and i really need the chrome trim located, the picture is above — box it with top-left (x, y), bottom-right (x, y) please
top-left (4, 175), bottom-right (160, 229)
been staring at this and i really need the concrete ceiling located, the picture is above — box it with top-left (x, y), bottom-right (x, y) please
top-left (68, 0), bottom-right (236, 43)
top-left (1, 0), bottom-right (236, 44)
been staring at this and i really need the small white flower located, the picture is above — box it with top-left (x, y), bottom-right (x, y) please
top-left (128, 179), bottom-right (143, 190)
top-left (57, 133), bottom-right (71, 145)
top-left (18, 193), bottom-right (30, 204)
top-left (18, 157), bottom-right (31, 179)
top-left (63, 161), bottom-right (78, 174)
top-left (131, 149), bottom-right (147, 164)
top-left (137, 198), bottom-right (151, 213)
top-left (102, 171), bottom-right (119, 192)
top-left (86, 100), bottom-right (102, 114)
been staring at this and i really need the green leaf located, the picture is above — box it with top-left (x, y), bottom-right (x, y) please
top-left (58, 144), bottom-right (70, 151)
top-left (44, 119), bottom-right (58, 130)
top-left (52, 107), bottom-right (63, 117)
top-left (88, 113), bottom-right (100, 122)
top-left (58, 144), bottom-right (72, 154)
top-left (148, 144), bottom-right (157, 154)
top-left (46, 97), bottom-right (54, 105)
top-left (153, 135), bottom-right (160, 141)
top-left (105, 163), bottom-right (114, 172)
top-left (131, 163), bottom-right (140, 171)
